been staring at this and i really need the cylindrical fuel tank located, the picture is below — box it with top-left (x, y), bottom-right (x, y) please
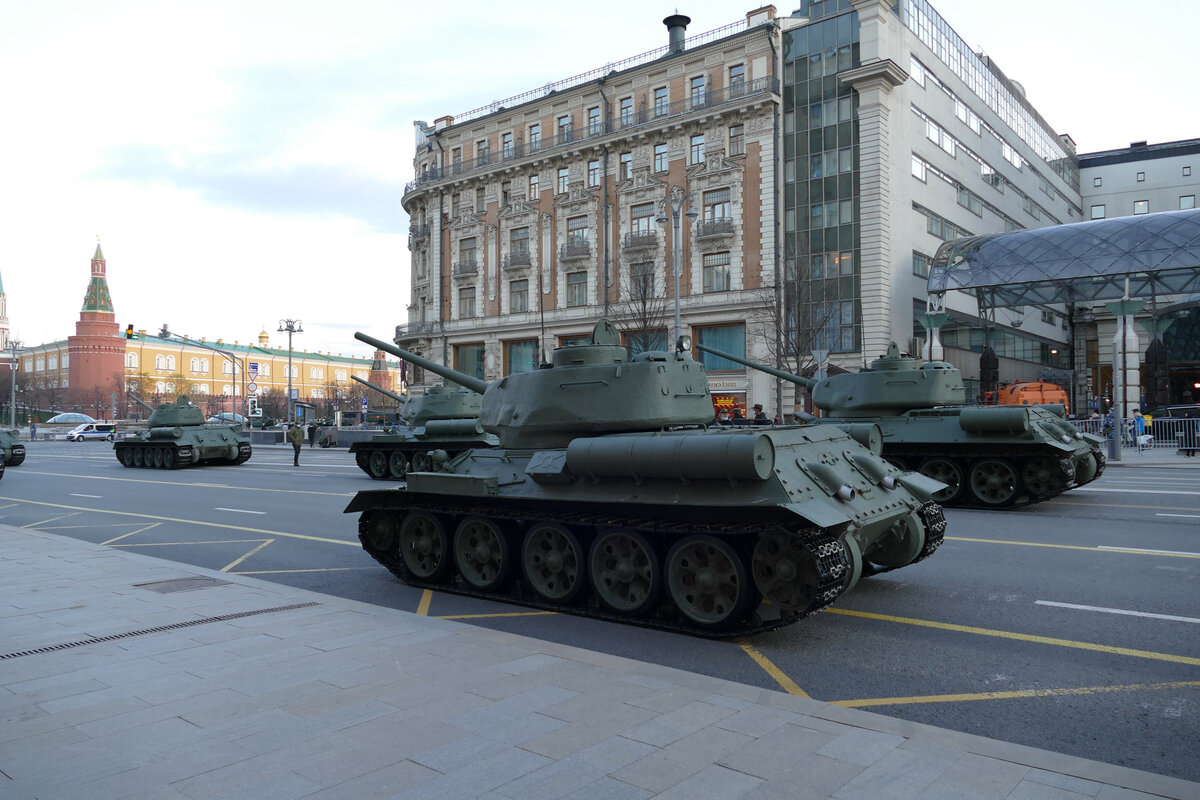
top-left (958, 407), bottom-right (1030, 435)
top-left (423, 418), bottom-right (486, 437)
top-left (566, 432), bottom-right (775, 482)
top-left (148, 427), bottom-right (184, 439)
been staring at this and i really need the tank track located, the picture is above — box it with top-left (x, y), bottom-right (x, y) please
top-left (356, 497), bottom-right (855, 639)
top-left (887, 447), bottom-right (1105, 510)
top-left (114, 442), bottom-right (251, 469)
top-left (3, 446), bottom-right (25, 467)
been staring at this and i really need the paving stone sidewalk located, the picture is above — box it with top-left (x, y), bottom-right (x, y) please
top-left (2, 524), bottom-right (1195, 799)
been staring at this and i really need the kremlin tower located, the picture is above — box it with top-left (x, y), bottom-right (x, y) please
top-left (67, 244), bottom-right (125, 402)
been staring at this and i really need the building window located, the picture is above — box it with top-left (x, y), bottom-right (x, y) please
top-left (1184, 166), bottom-right (1192, 177)
top-left (703, 188), bottom-right (730, 222)
top-left (557, 167), bottom-right (569, 194)
top-left (528, 123), bottom-right (541, 151)
top-left (460, 236), bottom-right (477, 267)
top-left (630, 202), bottom-right (655, 234)
top-left (510, 279), bottom-right (529, 313)
top-left (1090, 204), bottom-right (1105, 219)
top-left (1093, 176), bottom-right (1102, 187)
top-left (504, 339), bottom-right (538, 375)
top-left (689, 75), bottom-right (705, 107)
top-left (654, 86), bottom-right (668, 117)
top-left (587, 106), bottom-right (602, 135)
top-left (567, 215), bottom-right (588, 248)
top-left (1136, 171), bottom-right (1145, 182)
top-left (729, 124), bottom-right (744, 156)
top-left (475, 186), bottom-right (485, 212)
top-left (690, 134), bottom-right (705, 165)
top-left (454, 344), bottom-right (485, 380)
top-left (451, 194), bottom-right (460, 218)
top-left (729, 63), bottom-right (746, 93)
top-left (566, 271), bottom-right (587, 307)
top-left (654, 143), bottom-right (668, 172)
top-left (222, 360), bottom-right (233, 375)
top-left (126, 352), bottom-right (138, 368)
top-left (587, 159), bottom-right (601, 187)
top-left (702, 252), bottom-right (730, 292)
top-left (1182, 195), bottom-right (1197, 210)
top-left (1040, 309), bottom-right (1055, 325)
top-left (557, 114), bottom-right (572, 142)
top-left (476, 139), bottom-right (489, 164)
top-left (695, 324), bottom-right (745, 372)
top-left (630, 262), bottom-right (654, 297)
top-left (619, 151), bottom-right (632, 180)
top-left (501, 181), bottom-right (511, 206)
top-left (529, 173), bottom-right (539, 198)
top-left (501, 132), bottom-right (514, 159)
top-left (189, 357), bottom-right (199, 373)
top-left (912, 251), bottom-right (931, 278)
top-left (1133, 200), bottom-right (1149, 215)
top-left (166, 355), bottom-right (176, 370)
top-left (459, 287), bottom-right (476, 318)
top-left (511, 226), bottom-right (529, 256)
top-left (310, 367), bottom-right (324, 380)
top-left (911, 155), bottom-right (926, 181)
top-left (619, 97), bottom-right (634, 126)
top-left (957, 186), bottom-right (983, 216)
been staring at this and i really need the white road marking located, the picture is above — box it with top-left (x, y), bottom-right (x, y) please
top-left (1100, 545), bottom-right (1200, 557)
top-left (1074, 487), bottom-right (1200, 497)
top-left (1155, 513), bottom-right (1200, 520)
top-left (69, 493), bottom-right (102, 498)
top-left (1036, 600), bottom-right (1200, 624)
top-left (214, 507), bottom-right (266, 515)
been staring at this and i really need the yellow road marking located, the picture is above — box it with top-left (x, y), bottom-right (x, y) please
top-left (0, 503), bottom-right (18, 510)
top-left (834, 680), bottom-right (1200, 708)
top-left (19, 471), bottom-right (353, 497)
top-left (417, 589), bottom-right (434, 616)
top-left (221, 539), bottom-right (274, 573)
top-left (101, 522), bottom-right (163, 545)
top-left (826, 608), bottom-right (1200, 666)
top-left (436, 618), bottom-right (556, 623)
top-left (235, 567), bottom-right (374, 575)
top-left (737, 639), bottom-right (810, 698)
top-left (946, 536), bottom-right (1200, 558)
top-left (111, 538), bottom-right (272, 547)
top-left (22, 512), bottom-right (80, 528)
top-left (0, 496), bottom-right (356, 546)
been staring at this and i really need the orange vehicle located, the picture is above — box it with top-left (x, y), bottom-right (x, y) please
top-left (996, 382), bottom-right (1069, 414)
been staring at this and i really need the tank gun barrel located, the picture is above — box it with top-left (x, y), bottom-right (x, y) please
top-left (127, 394), bottom-right (155, 412)
top-left (694, 344), bottom-right (816, 389)
top-left (351, 375), bottom-right (406, 404)
top-left (354, 332), bottom-right (489, 395)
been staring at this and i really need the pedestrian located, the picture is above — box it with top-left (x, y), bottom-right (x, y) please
top-left (732, 408), bottom-right (745, 424)
top-left (287, 422), bottom-right (305, 466)
top-left (307, 422), bottom-right (316, 448)
top-left (1133, 410), bottom-right (1147, 452)
top-left (752, 403), bottom-right (769, 425)
top-left (29, 422), bottom-right (37, 441)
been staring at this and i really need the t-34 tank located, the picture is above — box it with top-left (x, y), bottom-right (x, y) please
top-left (348, 376), bottom-right (497, 481)
top-left (345, 320), bottom-right (948, 637)
top-left (1, 429), bottom-right (25, 467)
top-left (696, 342), bottom-right (1105, 509)
top-left (114, 395), bottom-right (252, 469)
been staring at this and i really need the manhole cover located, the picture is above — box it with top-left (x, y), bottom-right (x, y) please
top-left (134, 577), bottom-right (231, 594)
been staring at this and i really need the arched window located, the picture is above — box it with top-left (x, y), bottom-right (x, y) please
top-left (155, 381), bottom-right (166, 394)
top-left (165, 382), bottom-right (176, 393)
top-left (190, 358), bottom-right (199, 373)
top-left (166, 355), bottom-right (176, 371)
top-left (223, 361), bottom-right (233, 375)
top-left (155, 354), bottom-right (165, 370)
top-left (126, 352), bottom-right (139, 368)
top-left (222, 385), bottom-right (233, 396)
top-left (200, 358), bottom-right (209, 373)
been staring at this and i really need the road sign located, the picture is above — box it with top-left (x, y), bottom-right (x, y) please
top-left (361, 397), bottom-right (368, 411)
top-left (247, 382), bottom-right (258, 394)
top-left (248, 362), bottom-right (259, 379)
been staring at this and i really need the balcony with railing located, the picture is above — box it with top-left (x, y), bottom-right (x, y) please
top-left (405, 75), bottom-right (779, 195)
top-left (409, 223), bottom-right (430, 244)
top-left (559, 240), bottom-right (591, 262)
top-left (395, 321), bottom-right (442, 343)
top-left (503, 251), bottom-right (532, 270)
top-left (452, 259), bottom-right (478, 278)
top-left (622, 231), bottom-right (658, 253)
top-left (695, 218), bottom-right (735, 240)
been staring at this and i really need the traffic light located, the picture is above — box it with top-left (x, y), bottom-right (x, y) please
top-left (125, 324), bottom-right (137, 340)
top-left (247, 397), bottom-right (262, 417)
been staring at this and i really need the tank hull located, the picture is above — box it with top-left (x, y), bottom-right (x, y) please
top-left (347, 425), bottom-right (946, 637)
top-left (348, 426), bottom-right (497, 481)
top-left (1, 431), bottom-right (25, 466)
top-left (114, 427), bottom-right (252, 469)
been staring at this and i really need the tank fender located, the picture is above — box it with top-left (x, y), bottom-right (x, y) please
top-left (565, 433), bottom-right (775, 482)
top-left (783, 500), bottom-right (852, 531)
top-left (958, 406), bottom-right (1030, 435)
top-left (894, 470), bottom-right (946, 501)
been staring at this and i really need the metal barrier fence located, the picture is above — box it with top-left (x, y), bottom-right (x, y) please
top-left (1071, 416), bottom-right (1200, 452)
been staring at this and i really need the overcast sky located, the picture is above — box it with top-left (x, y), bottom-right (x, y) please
top-left (2, 0), bottom-right (1195, 357)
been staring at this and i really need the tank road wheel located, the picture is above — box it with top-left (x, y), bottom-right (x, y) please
top-left (151, 448), bottom-right (165, 469)
top-left (398, 511), bottom-right (450, 580)
top-left (162, 447), bottom-right (177, 470)
top-left (522, 523), bottom-right (587, 604)
top-left (751, 531), bottom-right (844, 611)
top-left (867, 511), bottom-right (927, 569)
top-left (368, 450), bottom-right (388, 479)
top-left (968, 459), bottom-right (1021, 506)
top-left (354, 451), bottom-right (371, 472)
top-left (1020, 457), bottom-right (1067, 497)
top-left (119, 447), bottom-right (135, 467)
top-left (590, 529), bottom-right (660, 616)
top-left (665, 535), bottom-right (757, 631)
top-left (411, 452), bottom-right (433, 472)
top-left (388, 452), bottom-right (409, 481)
top-left (132, 447), bottom-right (146, 467)
top-left (453, 515), bottom-right (513, 591)
top-left (918, 458), bottom-right (965, 504)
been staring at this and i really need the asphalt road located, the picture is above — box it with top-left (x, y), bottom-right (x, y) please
top-left (3, 440), bottom-right (1198, 781)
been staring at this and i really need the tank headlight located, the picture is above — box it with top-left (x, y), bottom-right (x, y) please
top-left (836, 484), bottom-right (857, 501)
top-left (675, 334), bottom-right (693, 354)
top-left (1061, 435), bottom-right (1072, 444)
top-left (881, 475), bottom-right (897, 490)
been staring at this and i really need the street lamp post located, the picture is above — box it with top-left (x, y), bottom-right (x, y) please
top-left (656, 189), bottom-right (698, 345)
top-left (7, 338), bottom-right (23, 428)
top-left (278, 319), bottom-right (303, 423)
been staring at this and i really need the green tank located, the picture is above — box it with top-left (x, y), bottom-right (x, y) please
top-left (1, 429), bottom-right (25, 467)
top-left (114, 395), bottom-right (252, 469)
top-left (696, 342), bottom-right (1105, 509)
top-left (348, 376), bottom-right (497, 481)
top-left (344, 320), bottom-right (948, 637)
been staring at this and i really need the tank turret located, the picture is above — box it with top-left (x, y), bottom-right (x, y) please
top-left (353, 375), bottom-right (482, 427)
top-left (695, 343), bottom-right (1104, 508)
top-left (356, 319), bottom-right (713, 449)
top-left (345, 319), bottom-right (948, 636)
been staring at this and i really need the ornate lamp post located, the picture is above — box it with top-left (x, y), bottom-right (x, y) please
top-left (278, 319), bottom-right (303, 422)
top-left (656, 189), bottom-right (698, 344)
top-left (7, 338), bottom-right (22, 428)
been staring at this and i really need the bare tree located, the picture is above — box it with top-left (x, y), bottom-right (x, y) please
top-left (609, 262), bottom-right (671, 354)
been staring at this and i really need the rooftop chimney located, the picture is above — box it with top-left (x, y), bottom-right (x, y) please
top-left (664, 13), bottom-right (691, 54)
